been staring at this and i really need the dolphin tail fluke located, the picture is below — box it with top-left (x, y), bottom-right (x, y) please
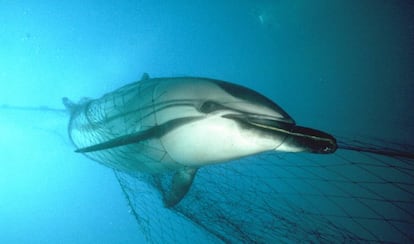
top-left (164, 168), bottom-right (198, 207)
top-left (62, 97), bottom-right (92, 116)
top-left (62, 97), bottom-right (76, 111)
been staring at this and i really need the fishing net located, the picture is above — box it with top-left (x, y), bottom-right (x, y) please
top-left (114, 135), bottom-right (414, 243)
top-left (2, 105), bottom-right (412, 243)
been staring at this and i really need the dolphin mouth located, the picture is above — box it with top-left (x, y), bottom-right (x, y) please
top-left (288, 125), bottom-right (337, 154)
top-left (223, 113), bottom-right (337, 154)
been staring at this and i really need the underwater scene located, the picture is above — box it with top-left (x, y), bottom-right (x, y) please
top-left (1, 1), bottom-right (413, 243)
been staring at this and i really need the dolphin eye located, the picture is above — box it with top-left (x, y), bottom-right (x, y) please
top-left (199, 101), bottom-right (221, 113)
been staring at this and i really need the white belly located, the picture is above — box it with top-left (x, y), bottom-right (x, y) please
top-left (160, 115), bottom-right (278, 167)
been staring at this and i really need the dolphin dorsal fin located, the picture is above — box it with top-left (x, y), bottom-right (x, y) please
top-left (141, 73), bottom-right (150, 81)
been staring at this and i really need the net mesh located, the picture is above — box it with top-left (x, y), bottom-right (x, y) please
top-left (114, 136), bottom-right (414, 243)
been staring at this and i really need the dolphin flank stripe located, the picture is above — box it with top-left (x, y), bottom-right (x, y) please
top-left (75, 117), bottom-right (201, 153)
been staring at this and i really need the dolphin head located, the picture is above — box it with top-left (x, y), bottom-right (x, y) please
top-left (156, 78), bottom-right (337, 166)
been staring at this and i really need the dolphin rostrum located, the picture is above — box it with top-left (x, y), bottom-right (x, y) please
top-left (63, 73), bottom-right (337, 206)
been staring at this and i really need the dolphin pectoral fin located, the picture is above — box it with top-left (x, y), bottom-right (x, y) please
top-left (75, 130), bottom-right (153, 153)
top-left (164, 168), bottom-right (198, 207)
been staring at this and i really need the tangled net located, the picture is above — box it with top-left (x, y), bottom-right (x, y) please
top-left (114, 135), bottom-right (414, 243)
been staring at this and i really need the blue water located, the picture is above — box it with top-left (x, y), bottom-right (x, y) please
top-left (1, 1), bottom-right (413, 243)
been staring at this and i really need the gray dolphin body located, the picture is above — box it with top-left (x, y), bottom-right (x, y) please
top-left (64, 73), bottom-right (336, 206)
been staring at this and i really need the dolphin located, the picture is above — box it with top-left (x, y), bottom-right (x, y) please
top-left (63, 73), bottom-right (337, 207)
